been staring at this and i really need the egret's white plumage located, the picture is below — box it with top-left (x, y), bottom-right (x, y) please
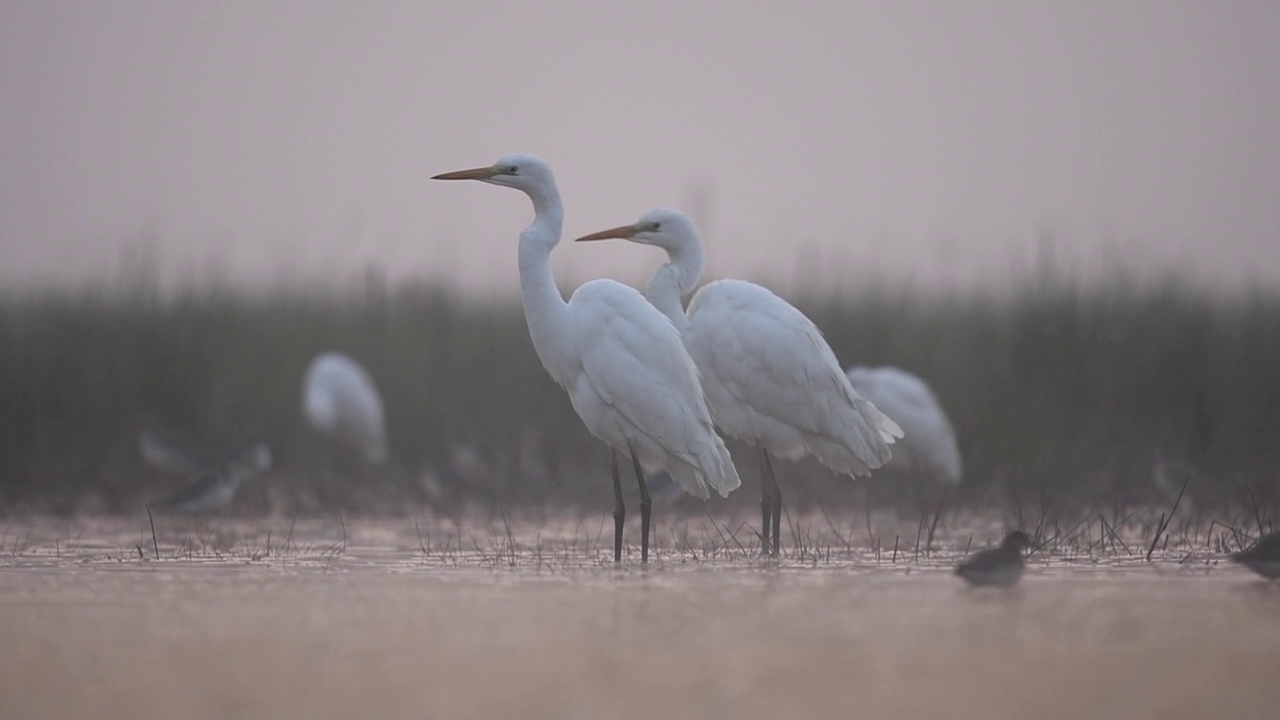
top-left (682, 281), bottom-right (901, 472)
top-left (302, 352), bottom-right (389, 465)
top-left (846, 365), bottom-right (963, 486)
top-left (575, 208), bottom-right (901, 553)
top-left (432, 156), bottom-right (739, 562)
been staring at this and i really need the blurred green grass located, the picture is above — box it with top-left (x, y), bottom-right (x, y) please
top-left (2, 270), bottom-right (1278, 517)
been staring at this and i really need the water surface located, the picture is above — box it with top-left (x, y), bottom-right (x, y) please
top-left (1, 516), bottom-right (1276, 719)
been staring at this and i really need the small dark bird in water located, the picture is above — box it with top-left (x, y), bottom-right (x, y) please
top-left (1229, 531), bottom-right (1280, 580)
top-left (955, 530), bottom-right (1032, 587)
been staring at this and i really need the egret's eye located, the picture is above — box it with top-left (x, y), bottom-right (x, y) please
top-left (651, 222), bottom-right (662, 231)
top-left (507, 165), bottom-right (519, 175)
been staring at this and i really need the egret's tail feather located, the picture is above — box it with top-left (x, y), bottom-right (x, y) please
top-left (709, 440), bottom-right (742, 497)
top-left (855, 397), bottom-right (904, 443)
top-left (807, 435), bottom-right (875, 478)
top-left (801, 394), bottom-right (900, 478)
top-left (666, 460), bottom-right (712, 500)
top-left (662, 434), bottom-right (741, 500)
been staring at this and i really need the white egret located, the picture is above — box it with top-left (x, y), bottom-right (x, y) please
top-left (845, 366), bottom-right (963, 487)
top-left (575, 208), bottom-right (902, 554)
top-left (302, 352), bottom-right (390, 465)
top-left (432, 156), bottom-right (740, 563)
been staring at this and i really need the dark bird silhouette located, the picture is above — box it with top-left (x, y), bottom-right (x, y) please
top-left (1229, 531), bottom-right (1280, 580)
top-left (956, 530), bottom-right (1032, 587)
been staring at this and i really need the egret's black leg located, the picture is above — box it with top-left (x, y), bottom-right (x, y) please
top-left (611, 447), bottom-right (625, 563)
top-left (762, 448), bottom-right (782, 556)
top-left (630, 449), bottom-right (651, 563)
top-left (757, 443), bottom-right (778, 556)
top-left (773, 496), bottom-right (783, 556)
top-left (759, 446), bottom-right (772, 555)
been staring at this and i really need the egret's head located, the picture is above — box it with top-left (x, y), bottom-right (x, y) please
top-left (574, 207), bottom-right (697, 253)
top-left (431, 153), bottom-right (554, 195)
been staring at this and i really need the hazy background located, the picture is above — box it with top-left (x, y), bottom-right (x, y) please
top-left (3, 1), bottom-right (1279, 296)
top-left (4, 2), bottom-right (1280, 516)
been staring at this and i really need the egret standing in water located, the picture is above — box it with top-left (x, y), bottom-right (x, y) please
top-left (432, 157), bottom-right (740, 563)
top-left (575, 208), bottom-right (902, 555)
top-left (846, 366), bottom-right (962, 508)
top-left (302, 352), bottom-right (390, 466)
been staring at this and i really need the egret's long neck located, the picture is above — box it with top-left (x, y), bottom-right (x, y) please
top-left (516, 183), bottom-right (574, 383)
top-left (645, 237), bottom-right (703, 333)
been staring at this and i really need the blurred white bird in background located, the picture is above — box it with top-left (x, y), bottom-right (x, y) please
top-left (1150, 446), bottom-right (1218, 511)
top-left (302, 352), bottom-right (390, 465)
top-left (139, 424), bottom-right (218, 475)
top-left (140, 427), bottom-right (273, 513)
top-left (575, 208), bottom-right (901, 555)
top-left (432, 157), bottom-right (740, 563)
top-left (845, 366), bottom-right (963, 488)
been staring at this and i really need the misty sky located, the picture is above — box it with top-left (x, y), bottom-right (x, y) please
top-left (2, 1), bottom-right (1278, 296)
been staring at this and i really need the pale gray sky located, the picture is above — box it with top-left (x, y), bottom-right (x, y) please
top-left (2, 1), bottom-right (1278, 296)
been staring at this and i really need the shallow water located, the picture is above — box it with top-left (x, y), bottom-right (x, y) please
top-left (1, 515), bottom-right (1277, 719)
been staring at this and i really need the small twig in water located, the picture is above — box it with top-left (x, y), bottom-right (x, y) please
top-left (1099, 514), bottom-right (1131, 556)
top-left (818, 504), bottom-right (849, 549)
top-left (702, 510), bottom-right (732, 553)
top-left (1227, 523), bottom-right (1245, 552)
top-left (1245, 484), bottom-right (1266, 538)
top-left (913, 514), bottom-right (925, 563)
top-left (284, 513), bottom-right (298, 555)
top-left (925, 487), bottom-right (949, 555)
top-left (1146, 513), bottom-right (1167, 562)
top-left (722, 521), bottom-right (749, 556)
top-left (1147, 476), bottom-right (1188, 562)
top-left (145, 504), bottom-right (160, 560)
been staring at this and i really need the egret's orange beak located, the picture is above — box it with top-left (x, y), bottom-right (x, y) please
top-left (431, 166), bottom-right (500, 181)
top-left (574, 224), bottom-right (642, 242)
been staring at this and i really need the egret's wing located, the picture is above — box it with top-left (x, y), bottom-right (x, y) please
top-left (571, 283), bottom-right (736, 496)
top-left (687, 281), bottom-right (900, 468)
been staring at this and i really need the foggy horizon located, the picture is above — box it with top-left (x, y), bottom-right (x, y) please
top-left (3, 2), bottom-right (1279, 297)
